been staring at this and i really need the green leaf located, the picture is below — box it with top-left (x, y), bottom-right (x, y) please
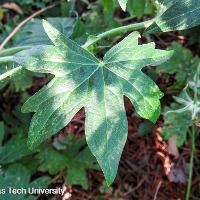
top-left (101, 0), bottom-right (114, 11)
top-left (0, 50), bottom-right (35, 91)
top-left (118, 0), bottom-right (128, 11)
top-left (0, 134), bottom-right (33, 165)
top-left (2, 105), bottom-right (31, 134)
top-left (71, 17), bottom-right (86, 40)
top-left (67, 147), bottom-right (99, 189)
top-left (16, 17), bottom-right (75, 46)
top-left (162, 68), bottom-right (200, 146)
top-left (170, 85), bottom-right (200, 120)
top-left (38, 135), bottom-right (98, 189)
top-left (0, 164), bottom-right (50, 200)
top-left (145, 0), bottom-right (200, 34)
top-left (15, 20), bottom-right (172, 185)
top-left (162, 103), bottom-right (192, 146)
top-left (12, 68), bottom-right (35, 91)
top-left (157, 42), bottom-right (199, 91)
top-left (38, 147), bottom-right (68, 175)
top-left (157, 0), bottom-right (177, 10)
top-left (127, 0), bottom-right (146, 18)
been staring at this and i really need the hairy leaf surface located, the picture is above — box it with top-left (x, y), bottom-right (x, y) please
top-left (15, 20), bottom-right (172, 185)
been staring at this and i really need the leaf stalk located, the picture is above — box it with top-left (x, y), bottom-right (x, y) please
top-left (83, 18), bottom-right (155, 48)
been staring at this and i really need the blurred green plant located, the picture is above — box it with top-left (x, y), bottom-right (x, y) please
top-left (162, 64), bottom-right (200, 200)
top-left (157, 42), bottom-right (199, 92)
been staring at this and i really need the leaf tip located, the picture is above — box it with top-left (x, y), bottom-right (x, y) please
top-left (27, 137), bottom-right (40, 151)
top-left (121, 6), bottom-right (126, 12)
top-left (42, 19), bottom-right (50, 32)
top-left (149, 107), bottom-right (161, 124)
top-left (42, 19), bottom-right (48, 26)
top-left (118, 0), bottom-right (127, 12)
top-left (21, 105), bottom-right (27, 113)
top-left (105, 175), bottom-right (115, 187)
top-left (27, 139), bottom-right (35, 150)
top-left (21, 102), bottom-right (31, 113)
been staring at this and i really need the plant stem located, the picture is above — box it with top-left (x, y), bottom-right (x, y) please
top-left (0, 56), bottom-right (14, 63)
top-left (186, 125), bottom-right (196, 200)
top-left (0, 46), bottom-right (32, 57)
top-left (83, 18), bottom-right (155, 48)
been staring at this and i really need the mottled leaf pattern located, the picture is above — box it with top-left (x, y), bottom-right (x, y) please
top-left (15, 20), bottom-right (172, 184)
top-left (145, 0), bottom-right (200, 34)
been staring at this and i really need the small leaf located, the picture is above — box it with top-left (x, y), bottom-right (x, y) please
top-left (162, 103), bottom-right (192, 146)
top-left (0, 164), bottom-right (50, 200)
top-left (145, 0), bottom-right (200, 34)
top-left (38, 147), bottom-right (68, 175)
top-left (157, 42), bottom-right (199, 91)
top-left (15, 20), bottom-right (173, 185)
top-left (0, 134), bottom-right (33, 165)
top-left (71, 17), bottom-right (86, 40)
top-left (127, 0), bottom-right (146, 18)
top-left (38, 135), bottom-right (98, 189)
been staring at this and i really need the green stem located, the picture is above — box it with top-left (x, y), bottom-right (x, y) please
top-left (0, 46), bottom-right (32, 57)
top-left (83, 18), bottom-right (155, 48)
top-left (0, 56), bottom-right (14, 63)
top-left (186, 125), bottom-right (196, 200)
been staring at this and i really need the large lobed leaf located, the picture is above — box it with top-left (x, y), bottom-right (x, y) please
top-left (145, 0), bottom-right (200, 34)
top-left (14, 20), bottom-right (173, 185)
